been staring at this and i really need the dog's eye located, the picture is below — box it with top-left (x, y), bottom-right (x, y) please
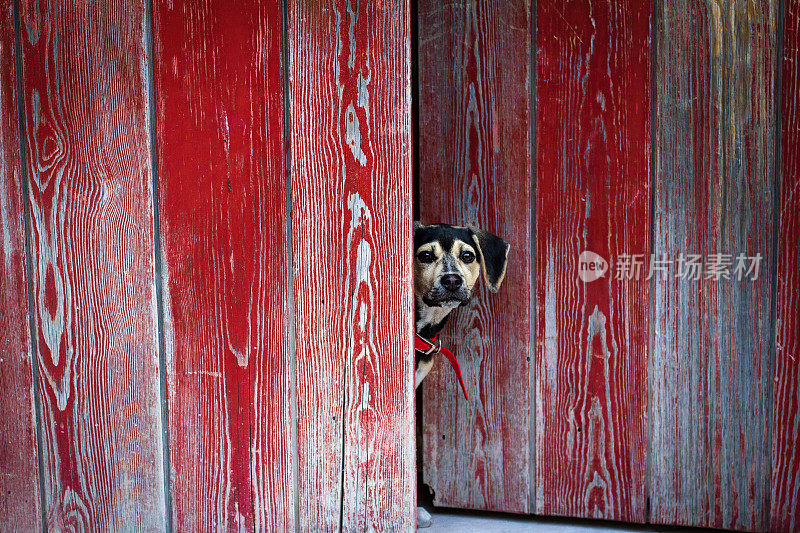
top-left (417, 251), bottom-right (435, 263)
top-left (460, 251), bottom-right (475, 264)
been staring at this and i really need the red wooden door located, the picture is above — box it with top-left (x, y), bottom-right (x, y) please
top-left (1, 0), bottom-right (416, 530)
top-left (419, 1), bottom-right (797, 532)
top-left (2, 0), bottom-right (799, 531)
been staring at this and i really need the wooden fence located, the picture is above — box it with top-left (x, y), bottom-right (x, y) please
top-left (0, 0), bottom-right (798, 532)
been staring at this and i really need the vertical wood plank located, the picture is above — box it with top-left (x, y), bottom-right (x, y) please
top-left (287, 0), bottom-right (415, 530)
top-left (771, 0), bottom-right (800, 530)
top-left (17, 1), bottom-right (166, 529)
top-left (0, 0), bottom-right (42, 529)
top-left (417, 0), bottom-right (532, 514)
top-left (153, 0), bottom-right (293, 530)
top-left (534, 0), bottom-right (651, 522)
top-left (650, 1), bottom-right (777, 530)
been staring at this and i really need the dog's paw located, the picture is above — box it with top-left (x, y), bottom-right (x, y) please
top-left (416, 506), bottom-right (433, 529)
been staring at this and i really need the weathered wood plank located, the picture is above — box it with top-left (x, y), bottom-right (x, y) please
top-left (152, 1), bottom-right (293, 530)
top-left (17, 1), bottom-right (166, 529)
top-left (287, 0), bottom-right (416, 529)
top-left (771, 0), bottom-right (800, 530)
top-left (417, 0), bottom-right (532, 514)
top-left (650, 1), bottom-right (776, 530)
top-left (0, 0), bottom-right (41, 529)
top-left (534, 0), bottom-right (650, 522)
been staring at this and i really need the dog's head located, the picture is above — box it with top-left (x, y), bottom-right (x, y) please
top-left (414, 223), bottom-right (510, 307)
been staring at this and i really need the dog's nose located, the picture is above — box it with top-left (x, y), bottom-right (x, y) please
top-left (441, 274), bottom-right (463, 291)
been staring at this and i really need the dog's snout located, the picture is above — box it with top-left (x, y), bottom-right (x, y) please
top-left (441, 274), bottom-right (463, 291)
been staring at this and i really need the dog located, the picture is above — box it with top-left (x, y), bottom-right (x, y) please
top-left (413, 222), bottom-right (509, 528)
top-left (413, 222), bottom-right (510, 390)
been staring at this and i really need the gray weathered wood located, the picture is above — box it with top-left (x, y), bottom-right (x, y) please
top-left (0, 0), bottom-right (42, 528)
top-left (650, 1), bottom-right (777, 530)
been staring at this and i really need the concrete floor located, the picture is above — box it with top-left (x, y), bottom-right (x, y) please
top-left (427, 510), bottom-right (697, 532)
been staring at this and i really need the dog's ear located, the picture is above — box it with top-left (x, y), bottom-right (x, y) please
top-left (469, 226), bottom-right (510, 292)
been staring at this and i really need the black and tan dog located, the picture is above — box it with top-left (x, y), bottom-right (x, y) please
top-left (413, 222), bottom-right (510, 392)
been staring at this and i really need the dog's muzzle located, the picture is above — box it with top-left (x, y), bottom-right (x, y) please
top-left (422, 275), bottom-right (471, 307)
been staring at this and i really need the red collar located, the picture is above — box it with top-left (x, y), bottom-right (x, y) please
top-left (414, 333), bottom-right (469, 400)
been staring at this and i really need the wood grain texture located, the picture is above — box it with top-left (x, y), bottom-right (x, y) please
top-left (650, 1), bottom-right (776, 530)
top-left (534, 0), bottom-right (650, 522)
top-left (0, 0), bottom-right (42, 529)
top-left (287, 0), bottom-right (416, 530)
top-left (771, 0), bottom-right (800, 530)
top-left (17, 0), bottom-right (166, 529)
top-left (153, 1), bottom-right (293, 530)
top-left (417, 0), bottom-right (532, 514)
